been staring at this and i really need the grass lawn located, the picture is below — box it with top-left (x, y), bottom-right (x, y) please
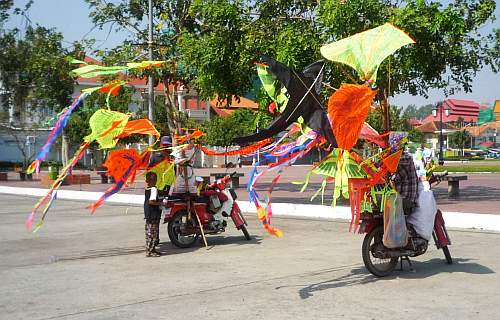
top-left (435, 160), bottom-right (500, 172)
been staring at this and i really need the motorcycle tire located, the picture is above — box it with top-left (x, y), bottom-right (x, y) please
top-left (241, 224), bottom-right (251, 241)
top-left (167, 210), bottom-right (199, 248)
top-left (362, 226), bottom-right (398, 277)
top-left (442, 245), bottom-right (453, 264)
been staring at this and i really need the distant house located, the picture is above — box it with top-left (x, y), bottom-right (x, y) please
top-left (421, 99), bottom-right (481, 125)
top-left (408, 118), bottom-right (423, 128)
top-left (415, 120), bottom-right (458, 150)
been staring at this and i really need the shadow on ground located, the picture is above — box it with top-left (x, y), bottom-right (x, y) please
top-left (50, 235), bottom-right (262, 262)
top-left (158, 234), bottom-right (263, 254)
top-left (292, 258), bottom-right (494, 299)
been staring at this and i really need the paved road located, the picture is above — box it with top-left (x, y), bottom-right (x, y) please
top-left (1, 194), bottom-right (500, 320)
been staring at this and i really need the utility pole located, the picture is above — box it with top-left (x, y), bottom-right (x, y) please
top-left (148, 0), bottom-right (154, 145)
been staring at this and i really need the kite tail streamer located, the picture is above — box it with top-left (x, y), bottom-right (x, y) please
top-left (248, 131), bottom-right (322, 237)
top-left (27, 93), bottom-right (87, 174)
top-left (88, 151), bottom-right (150, 213)
top-left (199, 138), bottom-right (272, 156)
top-left (27, 142), bottom-right (90, 230)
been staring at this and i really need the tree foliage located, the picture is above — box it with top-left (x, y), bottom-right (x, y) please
top-left (366, 105), bottom-right (411, 133)
top-left (403, 103), bottom-right (435, 120)
top-left (204, 108), bottom-right (256, 147)
top-left (0, 25), bottom-right (78, 126)
top-left (449, 129), bottom-right (470, 154)
top-left (84, 0), bottom-right (498, 134)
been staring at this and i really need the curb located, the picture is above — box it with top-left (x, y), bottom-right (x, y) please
top-left (1, 185), bottom-right (500, 233)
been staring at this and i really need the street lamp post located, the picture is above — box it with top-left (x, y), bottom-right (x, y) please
top-left (147, 0), bottom-right (154, 145)
top-left (432, 101), bottom-right (450, 165)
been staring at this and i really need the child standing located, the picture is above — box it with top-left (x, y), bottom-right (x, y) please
top-left (144, 172), bottom-right (162, 257)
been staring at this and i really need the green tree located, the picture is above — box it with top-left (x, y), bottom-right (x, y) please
top-left (366, 105), bottom-right (410, 133)
top-left (85, 0), bottom-right (499, 135)
top-left (0, 26), bottom-right (77, 126)
top-left (450, 129), bottom-right (470, 156)
top-left (205, 108), bottom-right (256, 147)
top-left (408, 129), bottom-right (424, 144)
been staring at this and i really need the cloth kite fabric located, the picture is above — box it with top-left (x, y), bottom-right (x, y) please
top-left (144, 158), bottom-right (176, 190)
top-left (477, 107), bottom-right (495, 125)
top-left (26, 142), bottom-right (91, 231)
top-left (26, 109), bottom-right (156, 229)
top-left (359, 122), bottom-right (388, 148)
top-left (328, 84), bottom-right (377, 151)
top-left (115, 119), bottom-right (160, 141)
top-left (246, 130), bottom-right (323, 237)
top-left (256, 63), bottom-right (289, 113)
top-left (88, 149), bottom-right (150, 213)
top-left (233, 56), bottom-right (337, 147)
top-left (84, 109), bottom-right (131, 149)
top-left (70, 60), bottom-right (165, 79)
top-left (199, 138), bottom-right (272, 156)
top-left (320, 23), bottom-right (415, 81)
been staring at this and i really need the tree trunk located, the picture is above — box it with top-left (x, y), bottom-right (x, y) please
top-left (162, 77), bottom-right (182, 140)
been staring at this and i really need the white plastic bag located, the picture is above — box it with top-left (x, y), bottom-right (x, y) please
top-left (383, 192), bottom-right (408, 248)
top-left (407, 181), bottom-right (437, 240)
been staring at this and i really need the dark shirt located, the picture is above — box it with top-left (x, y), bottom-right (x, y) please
top-left (393, 152), bottom-right (419, 206)
top-left (149, 151), bottom-right (167, 168)
top-left (144, 187), bottom-right (161, 223)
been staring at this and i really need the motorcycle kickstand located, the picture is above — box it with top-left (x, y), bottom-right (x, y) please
top-left (399, 256), bottom-right (415, 272)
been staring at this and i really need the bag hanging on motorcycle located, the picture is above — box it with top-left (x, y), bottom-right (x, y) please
top-left (383, 192), bottom-right (408, 248)
top-left (208, 195), bottom-right (222, 212)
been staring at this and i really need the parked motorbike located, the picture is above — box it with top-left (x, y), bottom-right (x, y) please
top-left (164, 174), bottom-right (251, 248)
top-left (360, 172), bottom-right (452, 277)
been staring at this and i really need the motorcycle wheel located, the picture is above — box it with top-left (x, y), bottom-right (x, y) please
top-left (240, 224), bottom-right (251, 241)
top-left (442, 246), bottom-right (453, 264)
top-left (167, 210), bottom-right (199, 248)
top-left (362, 226), bottom-right (398, 277)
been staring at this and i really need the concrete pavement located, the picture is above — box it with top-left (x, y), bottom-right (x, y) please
top-left (2, 168), bottom-right (500, 215)
top-left (1, 194), bottom-right (499, 320)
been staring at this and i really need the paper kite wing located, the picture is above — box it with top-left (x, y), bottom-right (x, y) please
top-left (320, 23), bottom-right (415, 81)
top-left (234, 56), bottom-right (337, 147)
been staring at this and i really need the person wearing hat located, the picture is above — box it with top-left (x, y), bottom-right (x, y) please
top-left (389, 132), bottom-right (419, 216)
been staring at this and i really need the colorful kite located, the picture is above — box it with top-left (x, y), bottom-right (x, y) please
top-left (233, 56), bottom-right (337, 147)
top-left (328, 84), bottom-right (377, 151)
top-left (88, 149), bottom-right (150, 213)
top-left (320, 23), bottom-right (415, 81)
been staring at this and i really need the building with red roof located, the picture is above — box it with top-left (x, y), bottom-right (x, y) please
top-left (74, 56), bottom-right (258, 122)
top-left (422, 99), bottom-right (481, 124)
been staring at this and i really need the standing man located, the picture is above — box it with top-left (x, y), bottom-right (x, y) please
top-left (148, 135), bottom-right (174, 246)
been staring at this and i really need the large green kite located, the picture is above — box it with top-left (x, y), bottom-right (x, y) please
top-left (320, 23), bottom-right (415, 81)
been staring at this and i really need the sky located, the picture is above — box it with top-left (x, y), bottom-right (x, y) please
top-left (4, 0), bottom-right (500, 108)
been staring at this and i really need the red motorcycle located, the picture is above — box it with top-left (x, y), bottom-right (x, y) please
top-left (164, 175), bottom-right (251, 248)
top-left (360, 174), bottom-right (452, 277)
